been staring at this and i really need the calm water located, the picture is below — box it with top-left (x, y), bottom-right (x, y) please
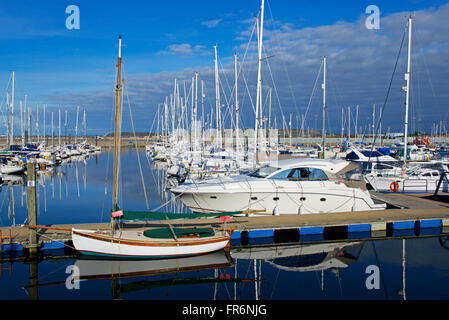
top-left (1, 150), bottom-right (449, 300)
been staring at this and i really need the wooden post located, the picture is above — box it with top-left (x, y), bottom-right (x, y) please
top-left (27, 161), bottom-right (38, 257)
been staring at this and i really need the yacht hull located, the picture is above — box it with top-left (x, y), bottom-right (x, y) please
top-left (173, 182), bottom-right (385, 214)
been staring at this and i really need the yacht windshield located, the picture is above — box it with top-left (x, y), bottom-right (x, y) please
top-left (248, 165), bottom-right (280, 178)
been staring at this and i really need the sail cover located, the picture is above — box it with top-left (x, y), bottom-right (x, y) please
top-left (121, 211), bottom-right (244, 221)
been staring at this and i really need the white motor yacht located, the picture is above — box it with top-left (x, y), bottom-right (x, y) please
top-left (171, 158), bottom-right (386, 215)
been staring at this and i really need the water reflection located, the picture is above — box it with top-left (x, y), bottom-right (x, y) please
top-left (0, 150), bottom-right (187, 227)
top-left (1, 151), bottom-right (449, 300)
top-left (0, 234), bottom-right (446, 300)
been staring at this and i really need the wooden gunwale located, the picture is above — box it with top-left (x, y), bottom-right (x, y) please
top-left (73, 230), bottom-right (230, 247)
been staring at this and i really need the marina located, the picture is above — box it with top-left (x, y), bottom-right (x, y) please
top-left (0, 150), bottom-right (448, 301)
top-left (0, 0), bottom-right (449, 304)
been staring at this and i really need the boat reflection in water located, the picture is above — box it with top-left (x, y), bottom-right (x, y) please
top-left (26, 249), bottom-right (260, 299)
top-left (230, 241), bottom-right (362, 300)
top-left (231, 241), bottom-right (360, 272)
top-left (74, 250), bottom-right (234, 281)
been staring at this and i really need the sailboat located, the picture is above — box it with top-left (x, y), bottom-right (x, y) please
top-left (363, 17), bottom-right (449, 193)
top-left (69, 36), bottom-right (232, 259)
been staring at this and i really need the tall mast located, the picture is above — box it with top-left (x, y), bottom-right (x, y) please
top-left (347, 105), bottom-right (350, 141)
top-left (112, 35), bottom-right (123, 212)
top-left (51, 112), bottom-right (54, 150)
top-left (321, 56), bottom-right (326, 158)
top-left (36, 104), bottom-right (39, 143)
top-left (194, 72), bottom-right (198, 152)
top-left (372, 104), bottom-right (375, 146)
top-left (234, 53), bottom-right (240, 155)
top-left (214, 45), bottom-right (221, 149)
top-left (20, 101), bottom-right (23, 145)
top-left (75, 105), bottom-right (79, 144)
top-left (403, 16), bottom-right (412, 164)
top-left (65, 110), bottom-right (68, 145)
top-left (6, 92), bottom-right (9, 147)
top-left (340, 108), bottom-right (344, 145)
top-left (58, 109), bottom-right (61, 147)
top-left (254, 0), bottom-right (265, 163)
top-left (268, 87), bottom-right (272, 148)
top-left (83, 109), bottom-right (86, 139)
top-left (355, 105), bottom-right (359, 142)
top-left (201, 80), bottom-right (205, 152)
top-left (10, 71), bottom-right (15, 146)
top-left (43, 104), bottom-right (46, 143)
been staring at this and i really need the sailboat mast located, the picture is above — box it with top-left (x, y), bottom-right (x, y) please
top-left (214, 45), bottom-right (221, 149)
top-left (10, 71), bottom-right (15, 146)
top-left (64, 110), bottom-right (68, 145)
top-left (75, 105), bottom-right (79, 144)
top-left (112, 35), bottom-right (123, 211)
top-left (234, 53), bottom-right (240, 154)
top-left (254, 0), bottom-right (265, 163)
top-left (403, 16), bottom-right (412, 164)
top-left (268, 87), bottom-right (272, 148)
top-left (321, 56), bottom-right (326, 158)
top-left (43, 104), bottom-right (46, 143)
top-left (6, 92), bottom-right (9, 147)
top-left (194, 72), bottom-right (198, 152)
top-left (59, 109), bottom-right (61, 147)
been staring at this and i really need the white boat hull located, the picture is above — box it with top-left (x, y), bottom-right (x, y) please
top-left (0, 165), bottom-right (24, 175)
top-left (365, 175), bottom-right (448, 193)
top-left (174, 181), bottom-right (385, 214)
top-left (72, 229), bottom-right (230, 259)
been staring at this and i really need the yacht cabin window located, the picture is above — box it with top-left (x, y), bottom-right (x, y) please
top-left (248, 165), bottom-right (280, 178)
top-left (269, 168), bottom-right (328, 181)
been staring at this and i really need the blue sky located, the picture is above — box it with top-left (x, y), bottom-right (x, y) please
top-left (1, 0), bottom-right (449, 136)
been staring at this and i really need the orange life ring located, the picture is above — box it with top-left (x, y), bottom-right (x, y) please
top-left (390, 181), bottom-right (399, 192)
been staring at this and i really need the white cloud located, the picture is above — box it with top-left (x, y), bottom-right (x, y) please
top-left (157, 43), bottom-right (206, 56)
top-left (41, 3), bottom-right (449, 134)
top-left (201, 19), bottom-right (223, 28)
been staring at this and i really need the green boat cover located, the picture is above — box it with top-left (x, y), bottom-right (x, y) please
top-left (121, 210), bottom-right (244, 221)
top-left (143, 227), bottom-right (215, 239)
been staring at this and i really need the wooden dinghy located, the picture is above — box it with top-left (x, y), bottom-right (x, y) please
top-left (71, 227), bottom-right (231, 259)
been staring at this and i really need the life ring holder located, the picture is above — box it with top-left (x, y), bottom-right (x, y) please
top-left (390, 181), bottom-right (400, 192)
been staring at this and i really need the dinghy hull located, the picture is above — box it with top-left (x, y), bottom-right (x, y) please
top-left (72, 229), bottom-right (230, 259)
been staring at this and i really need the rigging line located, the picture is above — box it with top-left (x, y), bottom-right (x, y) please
top-left (0, 73), bottom-right (13, 123)
top-left (240, 67), bottom-right (257, 115)
top-left (301, 61), bottom-right (323, 133)
top-left (413, 24), bottom-right (444, 122)
top-left (265, 0), bottom-right (299, 116)
top-left (123, 70), bottom-right (150, 211)
top-left (29, 228), bottom-right (77, 250)
top-left (217, 74), bottom-right (233, 125)
top-left (235, 17), bottom-right (259, 120)
top-left (148, 104), bottom-right (158, 136)
top-left (325, 109), bottom-right (332, 137)
top-left (218, 57), bottom-right (234, 104)
top-left (370, 22), bottom-right (408, 151)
